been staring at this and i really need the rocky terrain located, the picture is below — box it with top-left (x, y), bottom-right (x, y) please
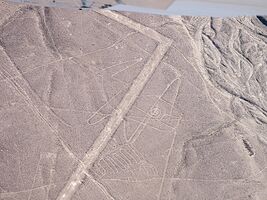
top-left (0, 1), bottom-right (266, 199)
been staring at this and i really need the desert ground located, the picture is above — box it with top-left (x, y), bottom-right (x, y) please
top-left (0, 1), bottom-right (267, 199)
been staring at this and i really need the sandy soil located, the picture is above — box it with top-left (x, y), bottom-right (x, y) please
top-left (0, 1), bottom-right (266, 200)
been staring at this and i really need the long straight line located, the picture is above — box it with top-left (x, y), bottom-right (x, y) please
top-left (56, 41), bottom-right (172, 200)
top-left (56, 10), bottom-right (172, 200)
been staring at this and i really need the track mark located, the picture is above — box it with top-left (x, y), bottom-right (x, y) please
top-left (56, 10), bottom-right (172, 200)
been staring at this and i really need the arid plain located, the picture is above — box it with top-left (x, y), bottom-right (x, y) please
top-left (0, 1), bottom-right (267, 199)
